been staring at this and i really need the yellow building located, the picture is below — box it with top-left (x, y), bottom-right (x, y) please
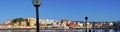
top-left (21, 21), bottom-right (27, 27)
top-left (26, 18), bottom-right (36, 27)
top-left (14, 22), bottom-right (19, 26)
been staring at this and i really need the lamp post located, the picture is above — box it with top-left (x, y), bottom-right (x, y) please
top-left (85, 16), bottom-right (88, 32)
top-left (32, 0), bottom-right (42, 32)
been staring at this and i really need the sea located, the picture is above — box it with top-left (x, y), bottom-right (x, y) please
top-left (0, 29), bottom-right (120, 32)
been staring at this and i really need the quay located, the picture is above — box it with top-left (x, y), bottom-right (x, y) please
top-left (0, 27), bottom-right (120, 30)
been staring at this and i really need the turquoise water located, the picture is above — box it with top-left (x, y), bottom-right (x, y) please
top-left (0, 29), bottom-right (120, 32)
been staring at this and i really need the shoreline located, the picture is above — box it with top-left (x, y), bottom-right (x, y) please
top-left (0, 28), bottom-right (119, 30)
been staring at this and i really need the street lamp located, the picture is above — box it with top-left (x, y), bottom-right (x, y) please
top-left (32, 0), bottom-right (42, 32)
top-left (85, 16), bottom-right (88, 32)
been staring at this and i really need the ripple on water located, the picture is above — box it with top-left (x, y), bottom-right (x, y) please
top-left (0, 29), bottom-right (120, 32)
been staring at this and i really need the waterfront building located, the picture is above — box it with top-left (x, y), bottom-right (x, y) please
top-left (69, 22), bottom-right (77, 28)
top-left (95, 23), bottom-right (103, 27)
top-left (14, 22), bottom-right (19, 27)
top-left (21, 21), bottom-right (27, 27)
top-left (60, 20), bottom-right (68, 26)
top-left (61, 20), bottom-right (69, 25)
top-left (6, 25), bottom-right (12, 28)
top-left (26, 18), bottom-right (36, 27)
top-left (87, 23), bottom-right (93, 28)
top-left (40, 20), bottom-right (45, 28)
top-left (4, 20), bottom-right (12, 25)
top-left (53, 20), bottom-right (61, 27)
top-left (59, 20), bottom-right (69, 29)
top-left (109, 22), bottom-right (113, 26)
top-left (0, 24), bottom-right (6, 28)
top-left (78, 22), bottom-right (84, 28)
top-left (40, 19), bottom-right (51, 26)
top-left (39, 19), bottom-right (57, 28)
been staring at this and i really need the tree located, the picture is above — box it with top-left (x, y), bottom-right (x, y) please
top-left (25, 19), bottom-right (30, 26)
top-left (11, 18), bottom-right (25, 26)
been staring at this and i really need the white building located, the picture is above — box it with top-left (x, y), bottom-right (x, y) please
top-left (78, 22), bottom-right (84, 27)
top-left (109, 22), bottom-right (113, 26)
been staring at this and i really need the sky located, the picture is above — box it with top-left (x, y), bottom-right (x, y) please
top-left (0, 0), bottom-right (120, 23)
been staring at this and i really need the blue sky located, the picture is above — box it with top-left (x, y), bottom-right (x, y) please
top-left (0, 0), bottom-right (120, 23)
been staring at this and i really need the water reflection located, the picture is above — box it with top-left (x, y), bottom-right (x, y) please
top-left (0, 29), bottom-right (120, 32)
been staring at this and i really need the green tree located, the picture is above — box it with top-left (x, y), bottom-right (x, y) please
top-left (11, 18), bottom-right (25, 26)
top-left (25, 19), bottom-right (30, 26)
